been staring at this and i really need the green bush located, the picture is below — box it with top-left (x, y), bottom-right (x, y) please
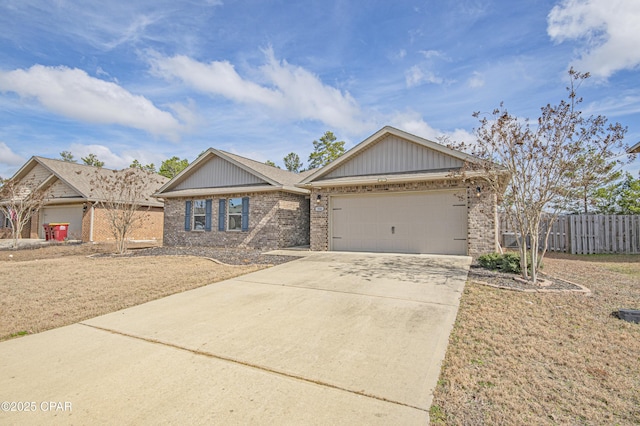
top-left (477, 252), bottom-right (503, 270)
top-left (477, 252), bottom-right (523, 274)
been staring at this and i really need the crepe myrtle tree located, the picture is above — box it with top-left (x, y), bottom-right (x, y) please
top-left (0, 176), bottom-right (49, 248)
top-left (88, 168), bottom-right (163, 254)
top-left (455, 69), bottom-right (627, 283)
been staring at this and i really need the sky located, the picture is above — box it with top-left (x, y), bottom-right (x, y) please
top-left (0, 0), bottom-right (639, 178)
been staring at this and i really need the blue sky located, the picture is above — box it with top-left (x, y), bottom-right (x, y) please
top-left (0, 0), bottom-right (639, 178)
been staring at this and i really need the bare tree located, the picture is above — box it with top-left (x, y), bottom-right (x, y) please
top-left (459, 69), bottom-right (627, 283)
top-left (0, 176), bottom-right (49, 248)
top-left (88, 168), bottom-right (163, 254)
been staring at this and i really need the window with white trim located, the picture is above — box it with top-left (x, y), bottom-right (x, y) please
top-left (192, 200), bottom-right (206, 231)
top-left (228, 198), bottom-right (242, 231)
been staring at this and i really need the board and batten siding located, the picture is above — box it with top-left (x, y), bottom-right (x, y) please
top-left (22, 164), bottom-right (52, 187)
top-left (325, 135), bottom-right (464, 179)
top-left (46, 179), bottom-right (82, 198)
top-left (175, 156), bottom-right (266, 190)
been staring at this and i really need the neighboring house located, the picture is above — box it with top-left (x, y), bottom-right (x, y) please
top-left (155, 149), bottom-right (313, 250)
top-left (300, 126), bottom-right (505, 257)
top-left (159, 127), bottom-right (504, 257)
top-left (0, 157), bottom-right (167, 242)
top-left (628, 141), bottom-right (640, 154)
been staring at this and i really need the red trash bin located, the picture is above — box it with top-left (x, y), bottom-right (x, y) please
top-left (42, 224), bottom-right (52, 241)
top-left (49, 223), bottom-right (69, 241)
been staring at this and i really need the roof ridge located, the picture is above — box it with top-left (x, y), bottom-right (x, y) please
top-left (35, 156), bottom-right (117, 171)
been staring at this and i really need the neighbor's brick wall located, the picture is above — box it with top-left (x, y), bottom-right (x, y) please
top-left (163, 191), bottom-right (309, 250)
top-left (310, 180), bottom-right (498, 257)
top-left (81, 207), bottom-right (92, 242)
top-left (28, 212), bottom-right (38, 239)
top-left (83, 205), bottom-right (164, 242)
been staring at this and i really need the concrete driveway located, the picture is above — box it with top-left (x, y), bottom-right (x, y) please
top-left (0, 252), bottom-right (470, 424)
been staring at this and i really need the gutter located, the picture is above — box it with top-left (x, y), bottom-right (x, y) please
top-left (296, 170), bottom-right (492, 188)
top-left (156, 184), bottom-right (310, 198)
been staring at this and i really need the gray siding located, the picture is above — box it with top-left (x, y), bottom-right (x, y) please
top-left (326, 135), bottom-right (464, 178)
top-left (47, 179), bottom-right (81, 198)
top-left (175, 156), bottom-right (266, 190)
top-left (23, 164), bottom-right (51, 186)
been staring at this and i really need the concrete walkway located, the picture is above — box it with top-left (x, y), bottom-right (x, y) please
top-left (0, 252), bottom-right (470, 424)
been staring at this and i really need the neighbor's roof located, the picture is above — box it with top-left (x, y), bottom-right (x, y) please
top-left (628, 141), bottom-right (640, 154)
top-left (8, 156), bottom-right (168, 207)
top-left (156, 148), bottom-right (314, 197)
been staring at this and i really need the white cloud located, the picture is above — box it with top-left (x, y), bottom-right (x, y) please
top-left (149, 48), bottom-right (370, 134)
top-left (0, 142), bottom-right (24, 167)
top-left (547, 0), bottom-right (640, 78)
top-left (405, 65), bottom-right (443, 87)
top-left (69, 144), bottom-right (130, 170)
top-left (467, 71), bottom-right (485, 88)
top-left (420, 50), bottom-right (445, 60)
top-left (388, 111), bottom-right (476, 146)
top-left (0, 65), bottom-right (185, 140)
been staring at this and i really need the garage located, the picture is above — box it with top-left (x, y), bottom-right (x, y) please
top-left (330, 190), bottom-right (467, 255)
top-left (40, 205), bottom-right (84, 240)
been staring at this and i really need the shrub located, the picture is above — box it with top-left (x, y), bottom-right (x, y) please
top-left (477, 252), bottom-right (525, 274)
top-left (477, 252), bottom-right (503, 270)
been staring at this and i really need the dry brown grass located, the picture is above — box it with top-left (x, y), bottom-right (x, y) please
top-left (0, 246), bottom-right (265, 341)
top-left (431, 253), bottom-right (640, 425)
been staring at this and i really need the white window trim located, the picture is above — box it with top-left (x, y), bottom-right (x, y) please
top-left (227, 197), bottom-right (242, 232)
top-left (192, 200), bottom-right (206, 232)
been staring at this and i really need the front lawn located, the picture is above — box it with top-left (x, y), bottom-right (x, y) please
top-left (0, 245), bottom-right (268, 341)
top-left (431, 253), bottom-right (640, 425)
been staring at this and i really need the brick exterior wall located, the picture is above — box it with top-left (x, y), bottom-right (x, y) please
top-left (84, 205), bottom-right (164, 242)
top-left (163, 191), bottom-right (309, 250)
top-left (309, 179), bottom-right (498, 257)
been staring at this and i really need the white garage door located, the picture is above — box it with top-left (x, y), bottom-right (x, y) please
top-left (40, 206), bottom-right (84, 240)
top-left (331, 190), bottom-right (467, 255)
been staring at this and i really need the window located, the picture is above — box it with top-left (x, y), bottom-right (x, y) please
top-left (216, 197), bottom-right (249, 232)
top-left (193, 200), bottom-right (206, 230)
top-left (228, 198), bottom-right (242, 231)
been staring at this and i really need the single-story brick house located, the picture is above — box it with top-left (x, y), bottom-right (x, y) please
top-left (155, 148), bottom-right (313, 249)
top-left (0, 157), bottom-right (167, 242)
top-left (157, 127), bottom-right (506, 257)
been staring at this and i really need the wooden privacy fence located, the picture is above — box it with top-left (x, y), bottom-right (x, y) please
top-left (499, 214), bottom-right (640, 255)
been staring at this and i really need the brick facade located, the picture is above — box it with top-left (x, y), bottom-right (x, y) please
top-left (85, 205), bottom-right (164, 242)
top-left (163, 191), bottom-right (310, 250)
top-left (309, 179), bottom-right (498, 257)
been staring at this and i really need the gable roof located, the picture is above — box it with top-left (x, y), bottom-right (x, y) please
top-left (628, 141), bottom-right (640, 154)
top-left (8, 156), bottom-right (167, 207)
top-left (156, 148), bottom-right (311, 198)
top-left (299, 126), bottom-right (492, 186)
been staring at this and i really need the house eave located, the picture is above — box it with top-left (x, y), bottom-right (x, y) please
top-left (296, 170), bottom-right (494, 188)
top-left (627, 141), bottom-right (640, 154)
top-left (155, 184), bottom-right (310, 198)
